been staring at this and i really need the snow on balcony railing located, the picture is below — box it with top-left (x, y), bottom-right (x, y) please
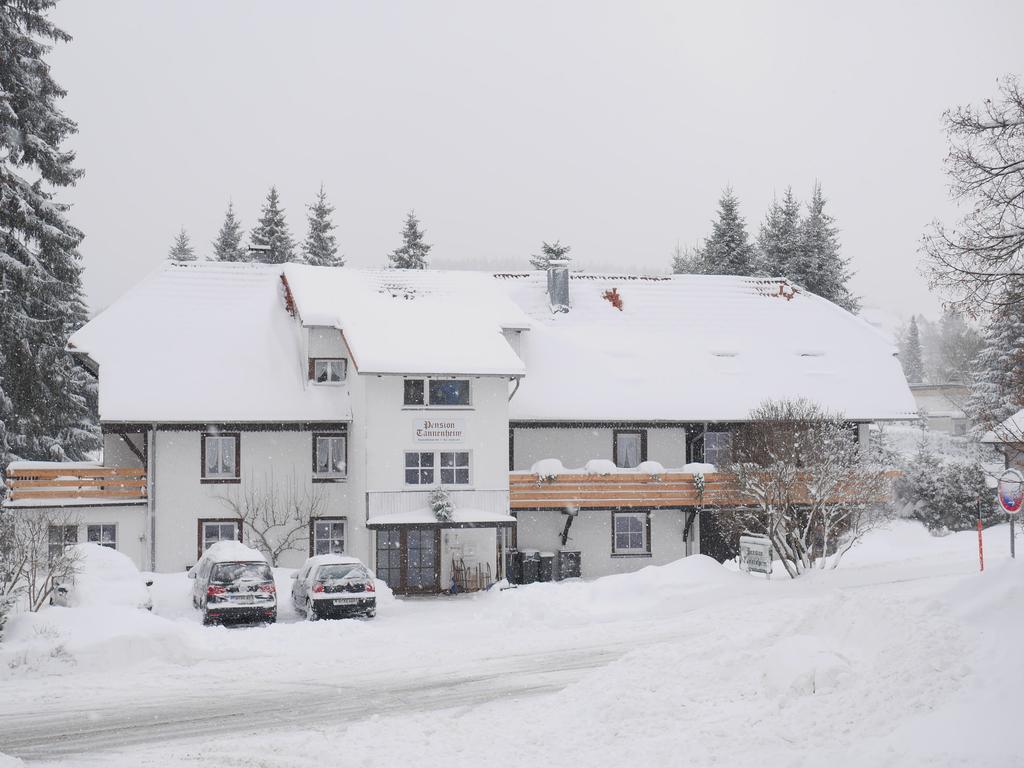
top-left (366, 489), bottom-right (512, 526)
top-left (3, 462), bottom-right (147, 505)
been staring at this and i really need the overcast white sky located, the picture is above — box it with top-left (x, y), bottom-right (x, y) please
top-left (48, 0), bottom-right (1024, 322)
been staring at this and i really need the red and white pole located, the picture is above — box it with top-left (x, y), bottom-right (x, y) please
top-left (977, 518), bottom-right (985, 572)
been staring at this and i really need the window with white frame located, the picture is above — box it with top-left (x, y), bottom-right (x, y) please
top-left (313, 433), bottom-right (347, 479)
top-left (87, 524), bottom-right (117, 549)
top-left (311, 518), bottom-right (346, 555)
top-left (405, 451), bottom-right (435, 484)
top-left (200, 520), bottom-right (239, 556)
top-left (202, 433), bottom-right (239, 481)
top-left (311, 358), bottom-right (346, 384)
top-left (439, 451), bottom-right (470, 485)
top-left (703, 432), bottom-right (732, 467)
top-left (612, 511), bottom-right (650, 555)
top-left (403, 378), bottom-right (471, 407)
top-left (48, 524), bottom-right (78, 560)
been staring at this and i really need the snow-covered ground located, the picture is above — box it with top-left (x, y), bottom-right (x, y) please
top-left (2, 521), bottom-right (1022, 767)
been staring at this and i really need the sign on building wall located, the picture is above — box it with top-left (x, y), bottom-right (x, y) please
top-left (739, 534), bottom-right (773, 578)
top-left (413, 419), bottom-right (466, 443)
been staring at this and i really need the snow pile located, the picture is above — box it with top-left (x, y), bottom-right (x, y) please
top-left (522, 459), bottom-right (718, 476)
top-left (60, 543), bottom-right (151, 609)
top-left (583, 459), bottom-right (617, 475)
top-left (197, 540), bottom-right (267, 564)
top-left (762, 634), bottom-right (851, 697)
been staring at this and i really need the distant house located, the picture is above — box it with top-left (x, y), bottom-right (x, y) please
top-left (982, 408), bottom-right (1024, 472)
top-left (909, 383), bottom-right (971, 436)
top-left (3, 262), bottom-right (916, 592)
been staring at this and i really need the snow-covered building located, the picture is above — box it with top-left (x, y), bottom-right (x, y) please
top-left (3, 262), bottom-right (916, 591)
top-left (908, 383), bottom-right (971, 436)
top-left (981, 408), bottom-right (1024, 472)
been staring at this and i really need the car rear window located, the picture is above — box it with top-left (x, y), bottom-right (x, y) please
top-left (317, 564), bottom-right (367, 581)
top-left (210, 562), bottom-right (273, 584)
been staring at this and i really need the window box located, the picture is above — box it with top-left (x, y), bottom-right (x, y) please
top-left (201, 433), bottom-right (240, 483)
top-left (611, 511), bottom-right (651, 556)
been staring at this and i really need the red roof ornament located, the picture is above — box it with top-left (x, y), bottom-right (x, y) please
top-left (602, 287), bottom-right (624, 311)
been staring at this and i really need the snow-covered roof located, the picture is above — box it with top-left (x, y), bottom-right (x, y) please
top-left (366, 508), bottom-right (516, 527)
top-left (70, 262), bottom-right (353, 423)
top-left (282, 264), bottom-right (527, 376)
top-left (982, 408), bottom-right (1024, 445)
top-left (71, 263), bottom-right (915, 425)
top-left (493, 272), bottom-right (917, 422)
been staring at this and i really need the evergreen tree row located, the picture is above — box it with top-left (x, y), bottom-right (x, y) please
top-left (672, 184), bottom-right (859, 312)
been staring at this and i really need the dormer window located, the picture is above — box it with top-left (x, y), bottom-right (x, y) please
top-left (310, 358), bottom-right (346, 384)
top-left (403, 378), bottom-right (471, 407)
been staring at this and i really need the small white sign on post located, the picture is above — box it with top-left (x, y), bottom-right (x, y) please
top-left (739, 534), bottom-right (773, 578)
top-left (413, 419), bottom-right (466, 444)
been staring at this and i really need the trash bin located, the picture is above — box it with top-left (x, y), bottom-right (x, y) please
top-left (537, 551), bottom-right (555, 582)
top-left (520, 550), bottom-right (540, 584)
top-left (505, 549), bottom-right (522, 584)
top-left (556, 550), bottom-right (581, 580)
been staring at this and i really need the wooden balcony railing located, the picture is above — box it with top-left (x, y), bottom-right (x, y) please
top-left (509, 471), bottom-right (742, 510)
top-left (5, 466), bottom-right (147, 503)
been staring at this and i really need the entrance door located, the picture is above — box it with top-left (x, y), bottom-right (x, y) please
top-left (374, 527), bottom-right (440, 594)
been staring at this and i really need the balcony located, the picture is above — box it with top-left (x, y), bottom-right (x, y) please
top-left (509, 470), bottom-right (745, 510)
top-left (3, 463), bottom-right (147, 506)
top-left (366, 489), bottom-right (513, 528)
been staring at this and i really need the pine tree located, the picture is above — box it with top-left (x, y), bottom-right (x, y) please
top-left (902, 316), bottom-right (925, 384)
top-left (670, 243), bottom-right (708, 274)
top-left (757, 188), bottom-right (802, 278)
top-left (212, 201), bottom-right (246, 262)
top-left (388, 210), bottom-right (431, 269)
top-left (966, 282), bottom-right (1024, 432)
top-left (794, 183), bottom-right (859, 312)
top-left (167, 228), bottom-right (196, 261)
top-left (529, 240), bottom-right (571, 270)
top-left (699, 187), bottom-right (756, 276)
top-left (303, 185), bottom-right (342, 267)
top-left (0, 0), bottom-right (99, 467)
top-left (250, 186), bottom-right (296, 264)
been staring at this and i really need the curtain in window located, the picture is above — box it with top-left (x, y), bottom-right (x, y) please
top-left (616, 433), bottom-right (641, 468)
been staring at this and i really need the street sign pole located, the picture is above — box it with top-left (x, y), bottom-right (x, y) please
top-left (996, 469), bottom-right (1023, 561)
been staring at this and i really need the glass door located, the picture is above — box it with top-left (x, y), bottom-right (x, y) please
top-left (405, 527), bottom-right (439, 593)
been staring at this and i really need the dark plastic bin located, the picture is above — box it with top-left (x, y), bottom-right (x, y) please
top-left (537, 552), bottom-right (555, 582)
top-left (556, 550), bottom-right (582, 580)
top-left (505, 549), bottom-right (522, 584)
top-left (520, 550), bottom-right (540, 584)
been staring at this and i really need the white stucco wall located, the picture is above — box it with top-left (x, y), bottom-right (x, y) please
top-left (511, 426), bottom-right (688, 470)
top-left (514, 508), bottom-right (693, 578)
top-left (10, 504), bottom-right (149, 571)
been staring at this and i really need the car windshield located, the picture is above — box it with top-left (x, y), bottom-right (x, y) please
top-left (211, 562), bottom-right (272, 584)
top-left (317, 564), bottom-right (367, 581)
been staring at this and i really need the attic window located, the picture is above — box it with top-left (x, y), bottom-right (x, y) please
top-left (310, 358), bottom-right (346, 384)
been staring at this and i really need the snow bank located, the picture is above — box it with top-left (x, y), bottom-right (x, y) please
top-left (61, 543), bottom-right (150, 609)
top-left (0, 753), bottom-right (24, 768)
top-left (763, 634), bottom-right (851, 697)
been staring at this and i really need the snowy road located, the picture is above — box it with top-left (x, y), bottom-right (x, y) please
top-left (2, 522), bottom-right (1022, 768)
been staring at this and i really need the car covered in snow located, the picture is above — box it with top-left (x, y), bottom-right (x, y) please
top-left (290, 554), bottom-right (376, 620)
top-left (189, 540), bottom-right (277, 625)
top-left (51, 542), bottom-right (154, 611)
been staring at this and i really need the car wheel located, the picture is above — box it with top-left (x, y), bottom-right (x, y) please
top-left (201, 612), bottom-right (212, 626)
top-left (364, 608), bottom-right (376, 619)
top-left (306, 599), bottom-right (319, 621)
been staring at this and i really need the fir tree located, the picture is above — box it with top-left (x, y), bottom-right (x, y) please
top-left (0, 0), bottom-right (99, 467)
top-left (529, 240), bottom-right (571, 270)
top-left (212, 201), bottom-right (246, 262)
top-left (699, 187), bottom-right (756, 276)
top-left (966, 282), bottom-right (1024, 432)
top-left (303, 185), bottom-right (342, 267)
top-left (167, 228), bottom-right (196, 261)
top-left (250, 186), bottom-right (296, 264)
top-left (902, 316), bottom-right (925, 384)
top-left (757, 188), bottom-right (802, 278)
top-left (793, 183), bottom-right (859, 312)
top-left (388, 210), bottom-right (431, 269)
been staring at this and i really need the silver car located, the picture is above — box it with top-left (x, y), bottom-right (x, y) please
top-left (291, 554), bottom-right (376, 620)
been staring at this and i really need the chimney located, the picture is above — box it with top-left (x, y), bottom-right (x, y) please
top-left (547, 259), bottom-right (570, 313)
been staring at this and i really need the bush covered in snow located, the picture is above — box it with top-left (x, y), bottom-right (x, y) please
top-left (893, 434), bottom-right (997, 533)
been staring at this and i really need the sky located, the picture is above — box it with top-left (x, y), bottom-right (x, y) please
top-left (45, 0), bottom-right (1024, 323)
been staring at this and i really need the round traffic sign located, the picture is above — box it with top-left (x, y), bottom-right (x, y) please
top-left (997, 469), bottom-right (1024, 514)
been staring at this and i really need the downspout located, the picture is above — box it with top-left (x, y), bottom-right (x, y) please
top-left (147, 425), bottom-right (157, 571)
top-left (508, 377), bottom-right (521, 402)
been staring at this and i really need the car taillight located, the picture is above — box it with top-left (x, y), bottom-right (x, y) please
top-left (207, 586), bottom-right (225, 596)
top-left (312, 582), bottom-right (324, 593)
top-left (259, 583), bottom-right (276, 593)
top-left (365, 581), bottom-right (375, 593)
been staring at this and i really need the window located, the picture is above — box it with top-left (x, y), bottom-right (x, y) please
top-left (404, 379), bottom-right (425, 406)
top-left (704, 432), bottom-right (732, 467)
top-left (440, 451), bottom-right (470, 484)
top-left (310, 518), bottom-right (346, 556)
top-left (612, 511), bottom-right (650, 556)
top-left (198, 519), bottom-right (240, 559)
top-left (404, 378), bottom-right (471, 407)
top-left (48, 524), bottom-right (78, 560)
top-left (313, 433), bottom-right (347, 479)
top-left (87, 524), bottom-right (117, 549)
top-left (375, 530), bottom-right (402, 588)
top-left (405, 451), bottom-right (435, 484)
top-left (202, 433), bottom-right (240, 482)
top-left (614, 430), bottom-right (645, 468)
top-left (310, 358), bottom-right (346, 384)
